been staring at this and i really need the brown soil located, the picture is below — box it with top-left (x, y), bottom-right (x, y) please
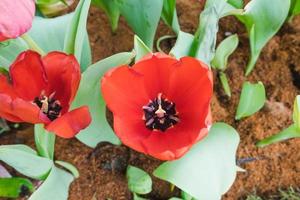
top-left (1, 0), bottom-right (300, 199)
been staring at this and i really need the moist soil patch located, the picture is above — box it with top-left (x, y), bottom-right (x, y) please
top-left (1, 0), bottom-right (300, 199)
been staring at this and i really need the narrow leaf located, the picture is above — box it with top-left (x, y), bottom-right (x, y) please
top-left (34, 124), bottom-right (56, 160)
top-left (293, 95), bottom-right (300, 128)
top-left (127, 165), bottom-right (152, 195)
top-left (73, 52), bottom-right (135, 147)
top-left (55, 161), bottom-right (79, 178)
top-left (219, 72), bottom-right (231, 97)
top-left (190, 5), bottom-right (219, 65)
top-left (289, 0), bottom-right (300, 19)
top-left (154, 123), bottom-right (240, 200)
top-left (63, 0), bottom-right (91, 70)
top-left (257, 124), bottom-right (300, 147)
top-left (92, 0), bottom-right (120, 32)
top-left (235, 82), bottom-right (266, 120)
top-left (161, 0), bottom-right (180, 34)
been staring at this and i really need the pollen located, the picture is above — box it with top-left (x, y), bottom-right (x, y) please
top-left (34, 92), bottom-right (62, 121)
top-left (143, 93), bottom-right (179, 132)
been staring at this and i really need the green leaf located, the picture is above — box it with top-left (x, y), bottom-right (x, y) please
top-left (204, 0), bottom-right (242, 18)
top-left (237, 0), bottom-right (290, 75)
top-left (116, 0), bottom-right (163, 49)
top-left (0, 178), bottom-right (34, 198)
top-left (211, 34), bottom-right (239, 71)
top-left (293, 95), bottom-right (300, 128)
top-left (0, 145), bottom-right (53, 180)
top-left (161, 0), bottom-right (180, 34)
top-left (227, 0), bottom-right (244, 9)
top-left (127, 165), bottom-right (152, 195)
top-left (289, 0), bottom-right (300, 19)
top-left (170, 31), bottom-right (194, 59)
top-left (219, 72), bottom-right (231, 97)
top-left (190, 4), bottom-right (219, 65)
top-left (134, 35), bottom-right (152, 62)
top-left (154, 123), bottom-right (240, 200)
top-left (29, 166), bottom-right (74, 200)
top-left (181, 191), bottom-right (194, 200)
top-left (34, 124), bottom-right (56, 160)
top-left (256, 124), bottom-right (300, 147)
top-left (29, 14), bottom-right (92, 71)
top-left (133, 193), bottom-right (148, 200)
top-left (36, 0), bottom-right (72, 18)
top-left (92, 0), bottom-right (120, 32)
top-left (64, 0), bottom-right (91, 71)
top-left (169, 198), bottom-right (183, 200)
top-left (55, 161), bottom-right (79, 178)
top-left (0, 39), bottom-right (28, 68)
top-left (235, 81), bottom-right (266, 120)
top-left (73, 52), bottom-right (135, 147)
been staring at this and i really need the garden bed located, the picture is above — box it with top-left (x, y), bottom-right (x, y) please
top-left (0, 0), bottom-right (299, 199)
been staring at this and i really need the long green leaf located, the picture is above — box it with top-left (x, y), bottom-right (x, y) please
top-left (237, 0), bottom-right (290, 75)
top-left (154, 123), bottom-right (240, 200)
top-left (289, 0), bottom-right (300, 19)
top-left (116, 0), bottom-right (163, 49)
top-left (73, 52), bottom-right (135, 147)
top-left (161, 0), bottom-right (180, 34)
top-left (92, 0), bottom-right (120, 32)
top-left (257, 124), bottom-right (300, 147)
top-left (0, 145), bottom-right (53, 180)
top-left (293, 95), bottom-right (300, 128)
top-left (235, 82), bottom-right (266, 120)
top-left (34, 124), bottom-right (56, 160)
top-left (64, 0), bottom-right (91, 71)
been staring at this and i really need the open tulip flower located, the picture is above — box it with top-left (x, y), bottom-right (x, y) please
top-left (0, 50), bottom-right (91, 138)
top-left (0, 0), bottom-right (35, 42)
top-left (101, 53), bottom-right (213, 160)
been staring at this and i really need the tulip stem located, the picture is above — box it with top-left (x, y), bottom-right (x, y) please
top-left (21, 34), bottom-right (46, 56)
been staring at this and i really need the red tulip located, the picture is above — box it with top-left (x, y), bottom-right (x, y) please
top-left (101, 53), bottom-right (213, 160)
top-left (0, 50), bottom-right (91, 138)
top-left (0, 0), bottom-right (35, 42)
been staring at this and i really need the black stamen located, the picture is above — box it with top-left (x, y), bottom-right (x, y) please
top-left (143, 93), bottom-right (179, 132)
top-left (34, 94), bottom-right (62, 121)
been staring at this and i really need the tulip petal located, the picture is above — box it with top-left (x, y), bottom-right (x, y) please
top-left (10, 51), bottom-right (47, 101)
top-left (133, 54), bottom-right (178, 99)
top-left (0, 0), bottom-right (35, 41)
top-left (11, 98), bottom-right (42, 124)
top-left (101, 66), bottom-right (149, 118)
top-left (0, 74), bottom-right (16, 98)
top-left (42, 52), bottom-right (81, 112)
top-left (0, 94), bottom-right (23, 122)
top-left (45, 106), bottom-right (91, 138)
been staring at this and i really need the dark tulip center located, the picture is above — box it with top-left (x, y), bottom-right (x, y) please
top-left (34, 92), bottom-right (62, 121)
top-left (143, 93), bottom-right (179, 132)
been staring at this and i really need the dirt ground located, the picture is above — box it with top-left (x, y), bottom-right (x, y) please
top-left (0, 0), bottom-right (300, 199)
